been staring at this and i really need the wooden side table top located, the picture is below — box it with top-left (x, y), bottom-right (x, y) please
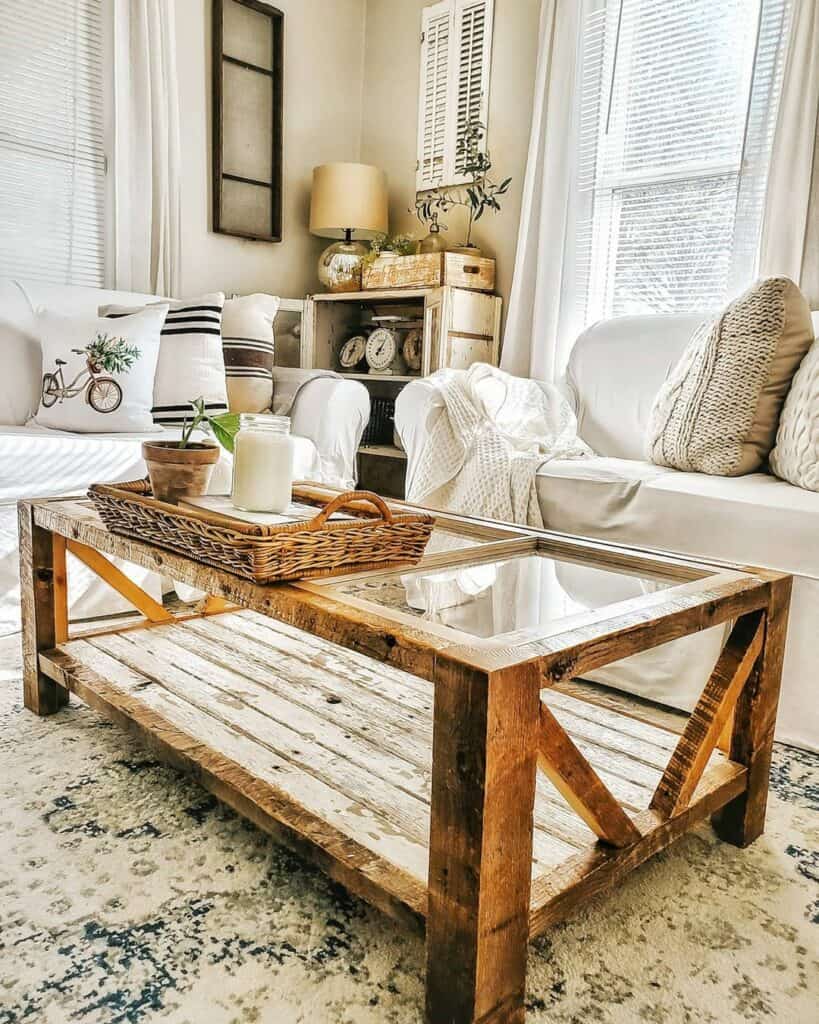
top-left (18, 491), bottom-right (791, 1024)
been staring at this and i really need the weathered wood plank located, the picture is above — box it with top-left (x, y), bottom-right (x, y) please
top-left (18, 504), bottom-right (69, 715)
top-left (450, 572), bottom-right (771, 676)
top-left (537, 704), bottom-right (641, 848)
top-left (88, 630), bottom-right (438, 853)
top-left (426, 660), bottom-right (540, 1024)
top-left (66, 538), bottom-right (173, 623)
top-left (171, 617), bottom-right (581, 871)
top-left (529, 760), bottom-right (747, 938)
top-left (651, 612), bottom-right (764, 817)
top-left (52, 533), bottom-right (69, 643)
top-left (712, 577), bottom-right (792, 847)
top-left (39, 644), bottom-right (428, 929)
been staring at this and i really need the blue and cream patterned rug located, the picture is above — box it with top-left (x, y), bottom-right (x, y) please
top-left (0, 636), bottom-right (816, 1024)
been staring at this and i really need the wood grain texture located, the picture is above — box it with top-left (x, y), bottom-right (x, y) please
top-left (651, 612), bottom-right (764, 817)
top-left (450, 572), bottom-right (772, 677)
top-left (66, 539), bottom-right (173, 623)
top-left (52, 533), bottom-right (69, 643)
top-left (537, 704), bottom-right (641, 848)
top-left (528, 759), bottom-right (747, 938)
top-left (712, 577), bottom-right (792, 847)
top-left (425, 660), bottom-right (540, 1024)
top-left (39, 643), bottom-right (428, 931)
top-left (18, 503), bottom-right (69, 714)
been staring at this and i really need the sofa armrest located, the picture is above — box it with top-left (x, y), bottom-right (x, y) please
top-left (284, 374), bottom-right (370, 489)
top-left (394, 378), bottom-right (447, 499)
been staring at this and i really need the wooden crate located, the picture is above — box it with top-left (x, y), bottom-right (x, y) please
top-left (361, 252), bottom-right (495, 292)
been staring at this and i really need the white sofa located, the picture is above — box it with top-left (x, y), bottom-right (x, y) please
top-left (0, 278), bottom-right (369, 635)
top-left (395, 313), bottom-right (819, 752)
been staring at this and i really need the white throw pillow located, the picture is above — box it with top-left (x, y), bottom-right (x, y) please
top-left (769, 335), bottom-right (819, 492)
top-left (35, 307), bottom-right (166, 433)
top-left (222, 293), bottom-right (280, 413)
top-left (100, 293), bottom-right (229, 426)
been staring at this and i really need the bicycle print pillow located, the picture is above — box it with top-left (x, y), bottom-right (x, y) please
top-left (34, 306), bottom-right (167, 433)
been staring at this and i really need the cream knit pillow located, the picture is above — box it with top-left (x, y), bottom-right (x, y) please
top-left (769, 329), bottom-right (819, 492)
top-left (646, 278), bottom-right (814, 476)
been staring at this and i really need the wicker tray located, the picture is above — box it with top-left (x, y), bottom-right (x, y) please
top-left (87, 480), bottom-right (435, 584)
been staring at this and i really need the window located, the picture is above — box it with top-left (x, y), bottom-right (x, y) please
top-left (0, 0), bottom-right (110, 287)
top-left (570, 0), bottom-right (792, 327)
top-left (416, 0), bottom-right (494, 191)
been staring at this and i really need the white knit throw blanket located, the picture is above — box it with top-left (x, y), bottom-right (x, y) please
top-left (408, 364), bottom-right (593, 527)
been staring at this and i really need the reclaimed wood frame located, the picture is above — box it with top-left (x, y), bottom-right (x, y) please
top-left (18, 494), bottom-right (792, 1024)
top-left (212, 0), bottom-right (284, 241)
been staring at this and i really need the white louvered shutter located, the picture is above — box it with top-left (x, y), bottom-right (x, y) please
top-left (416, 0), bottom-right (494, 191)
top-left (0, 0), bottom-right (108, 287)
top-left (453, 0), bottom-right (494, 180)
top-left (570, 0), bottom-right (792, 327)
top-left (417, 1), bottom-right (454, 190)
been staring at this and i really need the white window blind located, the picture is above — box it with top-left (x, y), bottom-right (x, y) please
top-left (572, 0), bottom-right (792, 326)
top-left (417, 0), bottom-right (494, 191)
top-left (0, 0), bottom-right (108, 287)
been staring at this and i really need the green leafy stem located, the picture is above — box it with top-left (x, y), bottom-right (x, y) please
top-left (179, 397), bottom-right (241, 453)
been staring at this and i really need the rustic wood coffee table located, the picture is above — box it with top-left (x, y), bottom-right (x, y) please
top-left (19, 491), bottom-right (791, 1024)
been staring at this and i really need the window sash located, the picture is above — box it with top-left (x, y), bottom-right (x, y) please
top-left (0, 0), bottom-right (111, 288)
top-left (571, 0), bottom-right (792, 326)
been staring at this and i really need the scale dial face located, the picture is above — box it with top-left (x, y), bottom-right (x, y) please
top-left (365, 327), bottom-right (398, 371)
top-left (402, 328), bottom-right (422, 371)
top-left (339, 334), bottom-right (367, 369)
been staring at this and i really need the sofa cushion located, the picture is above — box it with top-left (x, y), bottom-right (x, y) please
top-left (101, 294), bottom-right (230, 426)
top-left (0, 278), bottom-right (161, 425)
top-left (564, 314), bottom-right (701, 460)
top-left (34, 307), bottom-right (166, 433)
top-left (769, 334), bottom-right (819, 492)
top-left (645, 278), bottom-right (815, 476)
top-left (221, 294), bottom-right (280, 414)
top-left (536, 455), bottom-right (819, 579)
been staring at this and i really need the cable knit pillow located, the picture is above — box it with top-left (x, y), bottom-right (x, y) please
top-left (769, 327), bottom-right (819, 492)
top-left (646, 278), bottom-right (815, 476)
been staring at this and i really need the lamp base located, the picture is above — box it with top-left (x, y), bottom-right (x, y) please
top-left (317, 238), bottom-right (368, 293)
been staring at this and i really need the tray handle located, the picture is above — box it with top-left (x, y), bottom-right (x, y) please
top-left (309, 490), bottom-right (394, 528)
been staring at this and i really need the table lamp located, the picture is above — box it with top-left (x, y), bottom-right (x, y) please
top-left (310, 162), bottom-right (388, 292)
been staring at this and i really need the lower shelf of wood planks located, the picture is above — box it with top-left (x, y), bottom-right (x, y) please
top-left (38, 608), bottom-right (747, 938)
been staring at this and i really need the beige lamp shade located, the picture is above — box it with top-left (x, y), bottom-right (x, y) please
top-left (309, 162), bottom-right (388, 240)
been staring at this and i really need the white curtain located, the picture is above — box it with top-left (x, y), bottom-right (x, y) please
top-left (759, 0), bottom-right (819, 308)
top-left (113, 0), bottom-right (181, 296)
top-left (500, 0), bottom-right (582, 383)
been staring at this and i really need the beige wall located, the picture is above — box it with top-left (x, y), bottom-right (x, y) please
top-left (174, 0), bottom-right (367, 299)
top-left (173, 0), bottom-right (538, 310)
top-left (360, 0), bottom-right (540, 309)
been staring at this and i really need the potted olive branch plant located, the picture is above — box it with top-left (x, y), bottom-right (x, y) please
top-left (414, 118), bottom-right (511, 257)
top-left (142, 397), bottom-right (241, 504)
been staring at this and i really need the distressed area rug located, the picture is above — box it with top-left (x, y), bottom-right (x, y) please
top-left (0, 636), bottom-right (816, 1024)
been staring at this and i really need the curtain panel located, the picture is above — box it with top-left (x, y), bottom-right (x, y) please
top-left (113, 0), bottom-right (181, 296)
top-left (759, 0), bottom-right (819, 307)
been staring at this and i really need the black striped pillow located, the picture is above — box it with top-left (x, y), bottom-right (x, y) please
top-left (100, 293), bottom-right (229, 426)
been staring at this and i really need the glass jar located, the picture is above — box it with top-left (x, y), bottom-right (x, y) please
top-left (231, 414), bottom-right (294, 513)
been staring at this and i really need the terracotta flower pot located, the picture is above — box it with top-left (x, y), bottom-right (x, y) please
top-left (142, 441), bottom-right (220, 505)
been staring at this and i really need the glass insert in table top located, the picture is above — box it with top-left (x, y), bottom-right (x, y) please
top-left (330, 550), bottom-right (679, 640)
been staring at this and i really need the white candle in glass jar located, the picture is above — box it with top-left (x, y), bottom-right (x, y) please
top-left (231, 414), bottom-right (294, 513)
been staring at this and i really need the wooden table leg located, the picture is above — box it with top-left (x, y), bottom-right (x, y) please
top-left (425, 660), bottom-right (540, 1024)
top-left (19, 504), bottom-right (69, 715)
top-left (712, 577), bottom-right (792, 847)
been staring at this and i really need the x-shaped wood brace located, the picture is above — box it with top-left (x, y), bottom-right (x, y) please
top-left (536, 610), bottom-right (765, 847)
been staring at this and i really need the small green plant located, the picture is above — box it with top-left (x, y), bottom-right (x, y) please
top-left (414, 119), bottom-right (511, 248)
top-left (362, 232), bottom-right (417, 266)
top-left (74, 333), bottom-right (141, 374)
top-left (179, 397), bottom-right (241, 453)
